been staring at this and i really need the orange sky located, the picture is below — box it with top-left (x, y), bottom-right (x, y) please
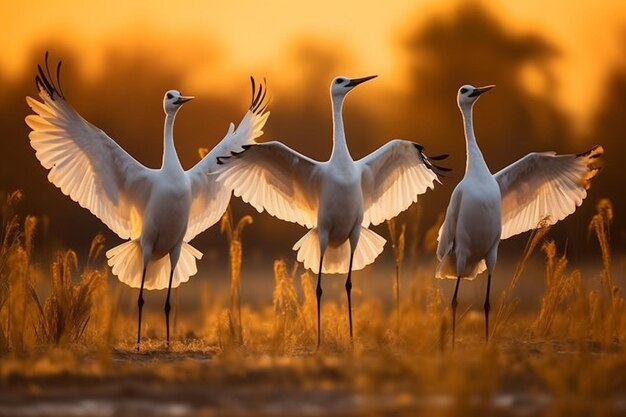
top-left (5, 0), bottom-right (626, 133)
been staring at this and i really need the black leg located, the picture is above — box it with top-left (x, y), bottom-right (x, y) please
top-left (316, 255), bottom-right (324, 349)
top-left (137, 267), bottom-right (147, 351)
top-left (484, 273), bottom-right (492, 342)
top-left (451, 276), bottom-right (461, 350)
top-left (164, 268), bottom-right (175, 348)
top-left (345, 252), bottom-right (355, 341)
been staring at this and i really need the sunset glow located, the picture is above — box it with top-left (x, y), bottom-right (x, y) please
top-left (5, 0), bottom-right (626, 131)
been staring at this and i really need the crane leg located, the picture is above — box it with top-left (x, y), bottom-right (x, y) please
top-left (137, 267), bottom-right (147, 351)
top-left (451, 276), bottom-right (461, 350)
top-left (316, 255), bottom-right (324, 349)
top-left (164, 268), bottom-right (175, 348)
top-left (484, 273), bottom-right (492, 342)
top-left (345, 252), bottom-right (355, 342)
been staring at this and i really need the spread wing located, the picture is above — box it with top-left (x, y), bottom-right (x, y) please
top-left (357, 139), bottom-right (449, 227)
top-left (215, 141), bottom-right (321, 228)
top-left (24, 54), bottom-right (151, 240)
top-left (184, 78), bottom-right (270, 241)
top-left (494, 145), bottom-right (603, 239)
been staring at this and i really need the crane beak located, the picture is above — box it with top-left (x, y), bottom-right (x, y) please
top-left (346, 75), bottom-right (378, 87)
top-left (468, 85), bottom-right (495, 97)
top-left (174, 95), bottom-right (195, 105)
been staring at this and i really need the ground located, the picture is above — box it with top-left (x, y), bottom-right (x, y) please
top-left (0, 199), bottom-right (623, 416)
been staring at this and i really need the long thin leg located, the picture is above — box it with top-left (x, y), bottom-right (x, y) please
top-left (137, 267), bottom-right (147, 351)
top-left (345, 252), bottom-right (355, 341)
top-left (451, 276), bottom-right (461, 350)
top-left (316, 255), bottom-right (324, 349)
top-left (484, 273), bottom-right (492, 342)
top-left (164, 268), bottom-right (175, 347)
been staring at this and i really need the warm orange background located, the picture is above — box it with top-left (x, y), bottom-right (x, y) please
top-left (1, 0), bottom-right (624, 266)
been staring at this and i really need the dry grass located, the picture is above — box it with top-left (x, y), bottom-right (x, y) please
top-left (0, 192), bottom-right (624, 416)
top-left (0, 192), bottom-right (109, 355)
top-left (220, 206), bottom-right (253, 347)
top-left (30, 237), bottom-right (107, 346)
top-left (386, 218), bottom-right (406, 334)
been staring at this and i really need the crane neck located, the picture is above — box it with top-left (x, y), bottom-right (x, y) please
top-left (461, 104), bottom-right (490, 176)
top-left (162, 112), bottom-right (183, 172)
top-left (330, 93), bottom-right (353, 164)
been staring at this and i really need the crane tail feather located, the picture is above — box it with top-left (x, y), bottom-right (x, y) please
top-left (106, 241), bottom-right (203, 290)
top-left (293, 227), bottom-right (385, 274)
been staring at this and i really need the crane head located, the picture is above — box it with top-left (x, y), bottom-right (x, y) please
top-left (457, 84), bottom-right (494, 109)
top-left (330, 75), bottom-right (377, 98)
top-left (163, 90), bottom-right (195, 115)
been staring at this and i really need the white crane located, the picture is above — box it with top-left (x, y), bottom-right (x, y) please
top-left (25, 53), bottom-right (269, 349)
top-left (437, 84), bottom-right (603, 347)
top-left (216, 75), bottom-right (449, 347)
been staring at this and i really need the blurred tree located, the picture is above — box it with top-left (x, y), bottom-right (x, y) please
top-left (386, 2), bottom-right (603, 258)
top-left (0, 7), bottom-right (616, 268)
top-left (586, 52), bottom-right (626, 243)
top-left (398, 2), bottom-right (570, 173)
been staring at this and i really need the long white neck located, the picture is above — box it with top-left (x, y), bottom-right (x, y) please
top-left (330, 94), bottom-right (352, 163)
top-left (461, 104), bottom-right (490, 175)
top-left (162, 112), bottom-right (183, 171)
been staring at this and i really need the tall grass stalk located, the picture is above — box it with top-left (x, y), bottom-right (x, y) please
top-left (587, 199), bottom-right (623, 344)
top-left (220, 206), bottom-right (253, 346)
top-left (386, 218), bottom-right (406, 333)
top-left (271, 260), bottom-right (310, 352)
top-left (588, 199), bottom-right (615, 307)
top-left (532, 241), bottom-right (578, 337)
top-left (30, 235), bottom-right (107, 345)
top-left (0, 191), bottom-right (33, 353)
top-left (491, 221), bottom-right (552, 338)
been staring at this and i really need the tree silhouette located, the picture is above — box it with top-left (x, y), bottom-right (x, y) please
top-left (398, 2), bottom-right (570, 173)
top-left (586, 54), bottom-right (626, 243)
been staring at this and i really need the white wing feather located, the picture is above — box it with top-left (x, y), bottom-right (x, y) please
top-left (357, 139), bottom-right (446, 227)
top-left (216, 141), bottom-right (321, 228)
top-left (25, 63), bottom-right (151, 240)
top-left (184, 79), bottom-right (270, 241)
top-left (494, 146), bottom-right (603, 239)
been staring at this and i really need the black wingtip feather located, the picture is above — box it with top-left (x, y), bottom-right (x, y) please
top-left (56, 60), bottom-right (65, 99)
top-left (415, 144), bottom-right (452, 176)
top-left (249, 76), bottom-right (269, 114)
top-left (216, 145), bottom-right (253, 166)
top-left (577, 145), bottom-right (603, 159)
top-left (37, 64), bottom-right (56, 99)
top-left (35, 52), bottom-right (66, 101)
top-left (250, 76), bottom-right (256, 106)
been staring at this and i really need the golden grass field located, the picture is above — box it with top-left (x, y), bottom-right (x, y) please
top-left (0, 190), bottom-right (624, 417)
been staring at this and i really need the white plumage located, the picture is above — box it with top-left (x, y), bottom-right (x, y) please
top-left (436, 84), bottom-right (602, 345)
top-left (216, 75), bottom-right (448, 345)
top-left (25, 54), bottom-right (269, 347)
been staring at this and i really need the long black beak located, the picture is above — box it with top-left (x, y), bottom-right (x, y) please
top-left (174, 95), bottom-right (195, 105)
top-left (468, 85), bottom-right (495, 98)
top-left (346, 75), bottom-right (378, 87)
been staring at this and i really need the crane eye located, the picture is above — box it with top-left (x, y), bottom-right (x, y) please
top-left (336, 79), bottom-right (344, 84)
top-left (460, 88), bottom-right (468, 94)
top-left (166, 93), bottom-right (173, 99)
